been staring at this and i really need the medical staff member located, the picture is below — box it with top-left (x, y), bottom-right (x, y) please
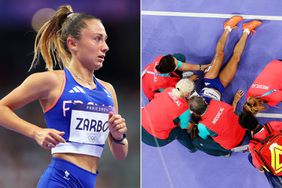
top-left (142, 53), bottom-right (209, 101)
top-left (243, 60), bottom-right (282, 115)
top-left (142, 78), bottom-right (196, 152)
top-left (239, 113), bottom-right (282, 188)
top-left (188, 95), bottom-right (245, 156)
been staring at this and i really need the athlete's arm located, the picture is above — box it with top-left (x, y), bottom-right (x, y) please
top-left (0, 72), bottom-right (65, 150)
top-left (100, 80), bottom-right (128, 160)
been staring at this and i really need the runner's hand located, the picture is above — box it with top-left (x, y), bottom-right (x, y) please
top-left (108, 112), bottom-right (127, 140)
top-left (34, 128), bottom-right (65, 150)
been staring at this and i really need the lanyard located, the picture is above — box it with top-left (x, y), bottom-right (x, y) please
top-left (258, 89), bottom-right (277, 97)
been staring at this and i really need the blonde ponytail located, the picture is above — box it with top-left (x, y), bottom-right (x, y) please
top-left (31, 5), bottom-right (99, 71)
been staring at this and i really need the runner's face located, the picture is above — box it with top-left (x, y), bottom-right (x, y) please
top-left (76, 19), bottom-right (109, 70)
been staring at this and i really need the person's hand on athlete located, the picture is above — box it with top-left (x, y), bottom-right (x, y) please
top-left (34, 128), bottom-right (65, 150)
top-left (108, 112), bottom-right (127, 140)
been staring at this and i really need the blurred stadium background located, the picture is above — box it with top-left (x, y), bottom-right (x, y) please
top-left (0, 0), bottom-right (140, 187)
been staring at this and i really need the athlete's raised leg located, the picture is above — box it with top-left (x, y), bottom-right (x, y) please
top-left (219, 20), bottom-right (262, 87)
top-left (205, 16), bottom-right (243, 79)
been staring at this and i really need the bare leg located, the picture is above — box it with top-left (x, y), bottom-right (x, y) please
top-left (219, 32), bottom-right (249, 88)
top-left (204, 29), bottom-right (230, 79)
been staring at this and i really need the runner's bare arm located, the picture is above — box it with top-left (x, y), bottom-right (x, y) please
top-left (0, 72), bottom-right (65, 149)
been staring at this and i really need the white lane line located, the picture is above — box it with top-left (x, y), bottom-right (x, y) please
top-left (141, 10), bottom-right (282, 21)
top-left (256, 113), bottom-right (282, 118)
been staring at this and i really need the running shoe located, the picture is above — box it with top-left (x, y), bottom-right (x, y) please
top-left (243, 20), bottom-right (262, 33)
top-left (224, 15), bottom-right (243, 29)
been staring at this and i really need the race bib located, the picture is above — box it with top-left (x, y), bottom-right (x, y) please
top-left (69, 104), bottom-right (112, 145)
top-left (202, 87), bottom-right (221, 101)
